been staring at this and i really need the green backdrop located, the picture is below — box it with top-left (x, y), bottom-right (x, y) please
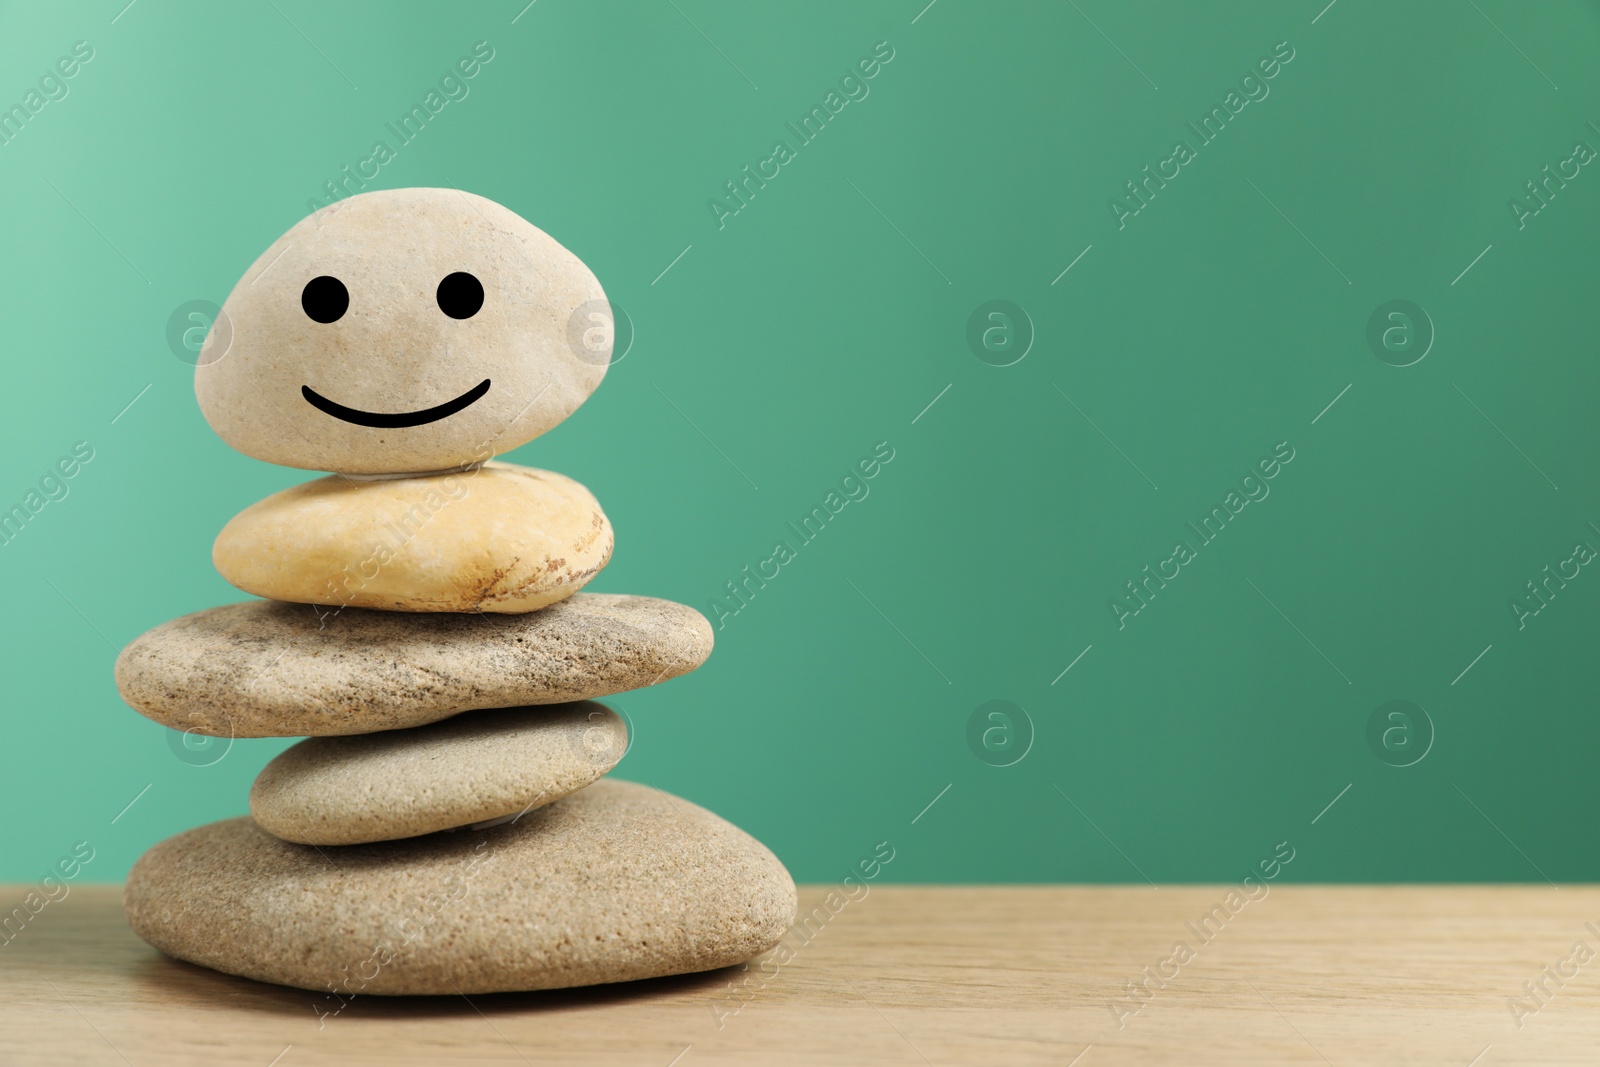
top-left (3, 0), bottom-right (1599, 886)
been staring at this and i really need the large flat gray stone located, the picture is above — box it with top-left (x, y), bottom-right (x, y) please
top-left (116, 594), bottom-right (711, 737)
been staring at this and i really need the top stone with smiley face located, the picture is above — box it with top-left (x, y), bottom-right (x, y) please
top-left (196, 188), bottom-right (611, 475)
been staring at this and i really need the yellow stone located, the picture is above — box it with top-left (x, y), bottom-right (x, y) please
top-left (212, 462), bottom-right (611, 613)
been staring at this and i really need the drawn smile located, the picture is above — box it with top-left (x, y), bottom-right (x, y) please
top-left (300, 378), bottom-right (492, 428)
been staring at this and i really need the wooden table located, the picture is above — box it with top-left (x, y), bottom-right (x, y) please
top-left (3, 885), bottom-right (1597, 1064)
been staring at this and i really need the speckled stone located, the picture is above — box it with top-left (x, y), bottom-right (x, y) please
top-left (114, 593), bottom-right (712, 738)
top-left (250, 703), bottom-right (627, 845)
top-left (212, 462), bottom-right (612, 614)
top-left (195, 187), bottom-right (611, 475)
top-left (124, 780), bottom-right (796, 995)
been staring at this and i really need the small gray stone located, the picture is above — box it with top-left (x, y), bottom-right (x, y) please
top-left (115, 594), bottom-right (711, 737)
top-left (124, 780), bottom-right (796, 995)
top-left (250, 702), bottom-right (627, 845)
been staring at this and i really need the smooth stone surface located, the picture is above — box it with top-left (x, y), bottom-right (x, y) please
top-left (250, 703), bottom-right (627, 845)
top-left (195, 187), bottom-right (611, 475)
top-left (125, 780), bottom-right (796, 995)
top-left (115, 593), bottom-right (712, 737)
top-left (212, 462), bottom-right (612, 613)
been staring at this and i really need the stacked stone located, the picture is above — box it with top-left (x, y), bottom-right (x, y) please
top-left (114, 189), bottom-right (794, 996)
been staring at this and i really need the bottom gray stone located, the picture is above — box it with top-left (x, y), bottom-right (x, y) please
top-left (124, 780), bottom-right (796, 995)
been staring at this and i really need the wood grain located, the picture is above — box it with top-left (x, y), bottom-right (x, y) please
top-left (2, 885), bottom-right (1598, 1064)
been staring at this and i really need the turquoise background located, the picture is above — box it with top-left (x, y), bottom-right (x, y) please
top-left (3, 0), bottom-right (1599, 886)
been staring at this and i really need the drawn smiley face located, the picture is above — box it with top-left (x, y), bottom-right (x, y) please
top-left (196, 188), bottom-right (610, 475)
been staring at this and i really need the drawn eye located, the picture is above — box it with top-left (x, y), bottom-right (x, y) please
top-left (436, 272), bottom-right (485, 319)
top-left (301, 276), bottom-right (349, 324)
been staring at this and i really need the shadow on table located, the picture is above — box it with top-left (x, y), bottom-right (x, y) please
top-left (129, 952), bottom-right (739, 1019)
top-left (9, 891), bottom-right (749, 1020)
